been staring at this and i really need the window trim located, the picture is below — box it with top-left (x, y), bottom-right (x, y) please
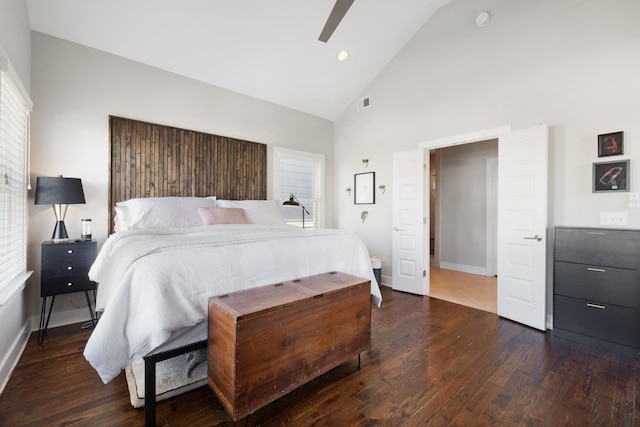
top-left (274, 147), bottom-right (325, 229)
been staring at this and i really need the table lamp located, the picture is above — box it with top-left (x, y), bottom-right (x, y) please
top-left (35, 175), bottom-right (86, 242)
top-left (283, 193), bottom-right (310, 229)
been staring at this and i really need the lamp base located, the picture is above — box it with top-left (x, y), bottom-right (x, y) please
top-left (51, 220), bottom-right (69, 242)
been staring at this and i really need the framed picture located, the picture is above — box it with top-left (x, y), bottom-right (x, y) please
top-left (354, 172), bottom-right (375, 204)
top-left (598, 131), bottom-right (623, 157)
top-left (593, 160), bottom-right (629, 192)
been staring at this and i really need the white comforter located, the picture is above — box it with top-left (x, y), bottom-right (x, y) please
top-left (83, 224), bottom-right (382, 383)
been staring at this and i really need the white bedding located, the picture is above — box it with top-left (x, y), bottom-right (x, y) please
top-left (83, 224), bottom-right (382, 383)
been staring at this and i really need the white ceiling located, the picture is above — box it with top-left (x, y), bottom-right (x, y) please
top-left (26, 0), bottom-right (451, 120)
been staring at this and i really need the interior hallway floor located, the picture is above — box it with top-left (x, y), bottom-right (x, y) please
top-left (429, 266), bottom-right (497, 314)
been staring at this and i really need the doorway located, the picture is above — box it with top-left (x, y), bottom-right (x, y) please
top-left (429, 140), bottom-right (498, 313)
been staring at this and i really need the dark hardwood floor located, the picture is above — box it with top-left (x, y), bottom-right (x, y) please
top-left (1, 285), bottom-right (638, 426)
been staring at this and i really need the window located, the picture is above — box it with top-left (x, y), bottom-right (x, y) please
top-left (274, 147), bottom-right (324, 229)
top-left (0, 53), bottom-right (32, 301)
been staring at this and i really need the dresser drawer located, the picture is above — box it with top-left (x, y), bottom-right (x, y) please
top-left (42, 275), bottom-right (95, 296)
top-left (554, 261), bottom-right (640, 309)
top-left (555, 228), bottom-right (640, 269)
top-left (554, 295), bottom-right (640, 348)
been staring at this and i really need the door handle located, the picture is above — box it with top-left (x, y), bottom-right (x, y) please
top-left (393, 227), bottom-right (402, 231)
top-left (523, 234), bottom-right (543, 241)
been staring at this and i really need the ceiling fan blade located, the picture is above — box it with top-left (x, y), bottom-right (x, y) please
top-left (318, 0), bottom-right (355, 43)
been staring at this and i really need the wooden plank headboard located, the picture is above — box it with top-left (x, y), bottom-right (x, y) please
top-left (108, 116), bottom-right (267, 233)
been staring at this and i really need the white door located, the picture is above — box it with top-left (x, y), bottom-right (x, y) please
top-left (392, 150), bottom-right (428, 295)
top-left (497, 124), bottom-right (549, 330)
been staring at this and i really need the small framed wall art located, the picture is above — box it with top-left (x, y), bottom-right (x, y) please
top-left (593, 159), bottom-right (629, 192)
top-left (354, 172), bottom-right (375, 204)
top-left (597, 131), bottom-right (623, 157)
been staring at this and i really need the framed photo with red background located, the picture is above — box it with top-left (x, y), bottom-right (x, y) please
top-left (598, 131), bottom-right (623, 157)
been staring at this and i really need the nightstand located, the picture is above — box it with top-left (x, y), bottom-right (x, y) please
top-left (38, 240), bottom-right (97, 344)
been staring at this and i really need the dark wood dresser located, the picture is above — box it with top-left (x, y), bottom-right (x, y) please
top-left (553, 227), bottom-right (640, 358)
top-left (208, 271), bottom-right (371, 422)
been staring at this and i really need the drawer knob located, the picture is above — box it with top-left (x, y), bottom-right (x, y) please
top-left (67, 282), bottom-right (73, 287)
top-left (67, 250), bottom-right (73, 254)
top-left (67, 266), bottom-right (73, 271)
top-left (586, 303), bottom-right (605, 310)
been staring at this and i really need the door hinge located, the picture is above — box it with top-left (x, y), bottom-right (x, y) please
top-left (423, 270), bottom-right (426, 277)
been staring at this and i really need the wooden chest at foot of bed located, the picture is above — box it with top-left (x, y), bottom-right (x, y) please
top-left (207, 271), bottom-right (371, 422)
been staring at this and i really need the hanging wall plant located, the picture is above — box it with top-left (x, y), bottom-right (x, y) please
top-left (378, 184), bottom-right (386, 194)
top-left (361, 211), bottom-right (368, 224)
top-left (362, 158), bottom-right (369, 168)
top-left (345, 187), bottom-right (352, 196)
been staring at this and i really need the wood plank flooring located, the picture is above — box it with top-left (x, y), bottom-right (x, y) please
top-left (429, 267), bottom-right (497, 314)
top-left (1, 285), bottom-right (638, 426)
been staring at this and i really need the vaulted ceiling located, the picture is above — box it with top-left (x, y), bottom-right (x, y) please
top-left (26, 0), bottom-right (451, 120)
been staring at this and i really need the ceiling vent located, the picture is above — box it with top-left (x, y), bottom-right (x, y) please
top-left (357, 96), bottom-right (371, 111)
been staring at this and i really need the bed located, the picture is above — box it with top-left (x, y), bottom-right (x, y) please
top-left (82, 196), bottom-right (382, 423)
top-left (90, 117), bottom-right (381, 424)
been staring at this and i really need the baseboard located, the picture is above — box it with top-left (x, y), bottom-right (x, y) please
top-left (30, 306), bottom-right (93, 332)
top-left (381, 274), bottom-right (391, 287)
top-left (546, 314), bottom-right (553, 330)
top-left (0, 318), bottom-right (30, 395)
top-left (438, 261), bottom-right (488, 276)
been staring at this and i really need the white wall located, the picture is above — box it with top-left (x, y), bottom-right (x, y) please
top-left (0, 0), bottom-right (30, 90)
top-left (27, 32), bottom-right (334, 325)
top-left (439, 140), bottom-right (497, 272)
top-left (334, 0), bottom-right (640, 286)
top-left (0, 0), bottom-right (32, 394)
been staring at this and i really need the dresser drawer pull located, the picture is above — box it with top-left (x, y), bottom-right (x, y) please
top-left (586, 303), bottom-right (605, 310)
top-left (67, 266), bottom-right (73, 271)
top-left (586, 267), bottom-right (606, 273)
top-left (67, 249), bottom-right (73, 254)
top-left (587, 231), bottom-right (606, 235)
top-left (67, 282), bottom-right (73, 287)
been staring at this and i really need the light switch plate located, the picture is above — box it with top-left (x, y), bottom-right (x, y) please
top-left (629, 192), bottom-right (640, 208)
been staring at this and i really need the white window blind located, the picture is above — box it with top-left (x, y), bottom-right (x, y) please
top-left (274, 147), bottom-right (325, 229)
top-left (0, 64), bottom-right (30, 294)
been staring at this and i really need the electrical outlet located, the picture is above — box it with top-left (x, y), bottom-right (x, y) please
top-left (600, 211), bottom-right (628, 225)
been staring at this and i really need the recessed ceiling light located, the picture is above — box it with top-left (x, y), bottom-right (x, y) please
top-left (476, 11), bottom-right (491, 27)
top-left (337, 50), bottom-right (349, 61)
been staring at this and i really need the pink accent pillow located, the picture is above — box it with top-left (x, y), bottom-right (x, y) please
top-left (198, 207), bottom-right (249, 225)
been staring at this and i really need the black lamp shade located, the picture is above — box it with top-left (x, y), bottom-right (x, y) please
top-left (35, 176), bottom-right (86, 205)
top-left (283, 194), bottom-right (299, 207)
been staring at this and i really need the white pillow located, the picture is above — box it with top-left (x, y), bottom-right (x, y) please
top-left (115, 197), bottom-right (216, 231)
top-left (215, 199), bottom-right (285, 225)
top-left (113, 205), bottom-right (130, 232)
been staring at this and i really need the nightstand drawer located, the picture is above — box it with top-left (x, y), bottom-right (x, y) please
top-left (554, 261), bottom-right (640, 309)
top-left (42, 275), bottom-right (96, 296)
top-left (42, 241), bottom-right (96, 261)
top-left (42, 259), bottom-right (92, 278)
top-left (554, 295), bottom-right (640, 348)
